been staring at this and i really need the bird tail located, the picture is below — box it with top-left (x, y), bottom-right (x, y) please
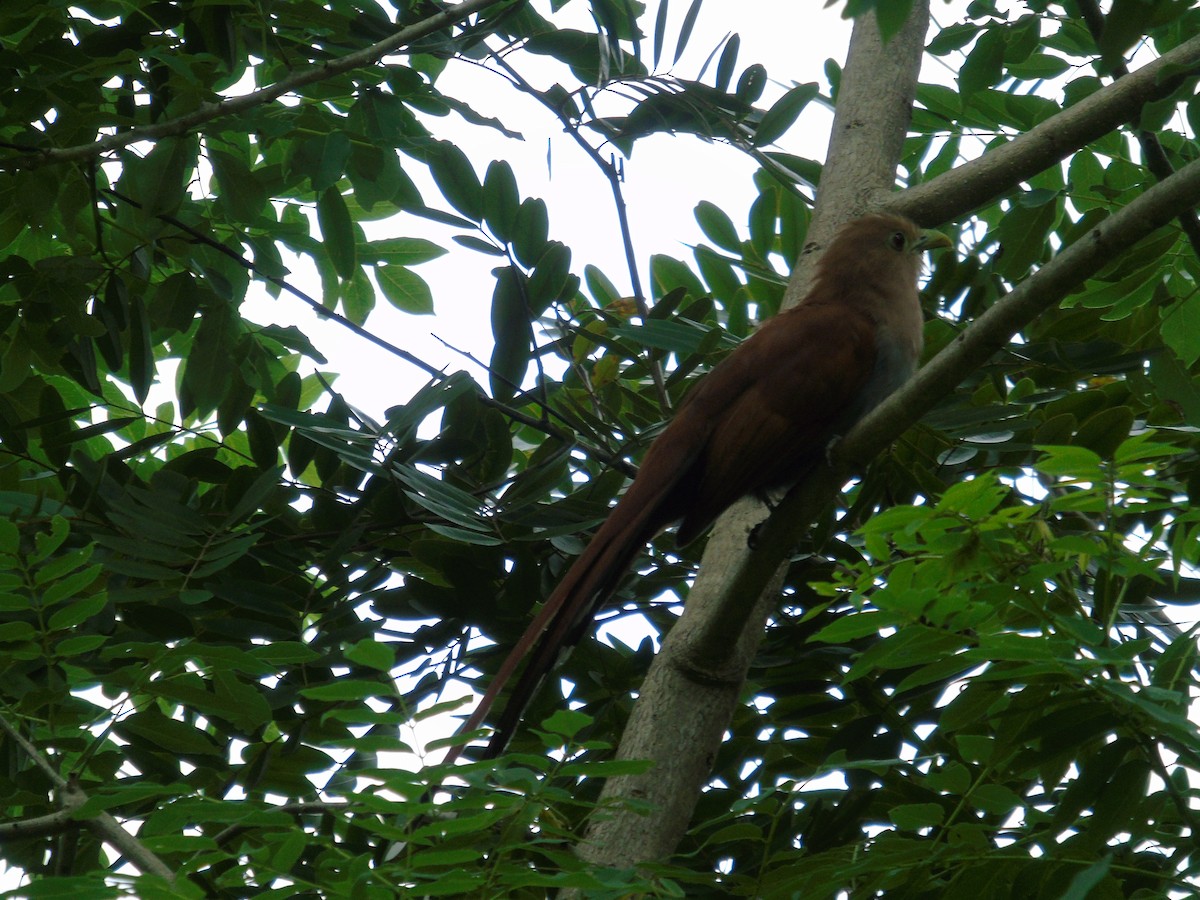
top-left (444, 484), bottom-right (668, 764)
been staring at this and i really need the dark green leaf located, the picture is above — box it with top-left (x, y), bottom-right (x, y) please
top-left (360, 237), bottom-right (448, 266)
top-left (124, 135), bottom-right (197, 218)
top-left (428, 141), bottom-right (483, 221)
top-left (483, 159), bottom-right (520, 243)
top-left (714, 34), bottom-right (739, 93)
top-left (527, 242), bottom-right (572, 314)
top-left (959, 29), bottom-right (1006, 98)
top-left (317, 187), bottom-right (356, 280)
top-left (694, 200), bottom-right (740, 251)
top-left (127, 294), bottom-right (154, 405)
top-left (489, 266), bottom-right (531, 403)
top-left (673, 0), bottom-right (704, 64)
top-left (512, 197), bottom-right (550, 267)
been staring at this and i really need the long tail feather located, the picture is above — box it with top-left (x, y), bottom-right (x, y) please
top-left (442, 478), bottom-right (670, 765)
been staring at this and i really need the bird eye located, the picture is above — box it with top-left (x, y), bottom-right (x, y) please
top-left (889, 231), bottom-right (906, 251)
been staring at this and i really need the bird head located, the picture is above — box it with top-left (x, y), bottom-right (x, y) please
top-left (810, 214), bottom-right (953, 307)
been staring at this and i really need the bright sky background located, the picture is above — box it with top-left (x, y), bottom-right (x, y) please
top-left (237, 0), bottom-right (984, 759)
top-left (243, 0), bottom-right (876, 418)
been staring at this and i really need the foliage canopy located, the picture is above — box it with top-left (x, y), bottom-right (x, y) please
top-left (2, 0), bottom-right (1200, 896)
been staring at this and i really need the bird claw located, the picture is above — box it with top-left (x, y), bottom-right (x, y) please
top-left (824, 434), bottom-right (842, 466)
top-left (747, 519), bottom-right (763, 550)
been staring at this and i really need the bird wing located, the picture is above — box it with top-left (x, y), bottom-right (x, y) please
top-left (458, 304), bottom-right (879, 758)
top-left (674, 302), bottom-right (878, 545)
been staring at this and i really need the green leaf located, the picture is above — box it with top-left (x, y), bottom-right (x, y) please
top-left (151, 271), bottom-right (204, 334)
top-left (512, 197), bottom-right (550, 267)
top-left (694, 200), bottom-right (740, 251)
top-left (611, 319), bottom-right (728, 356)
top-left (1057, 856), bottom-right (1113, 900)
top-left (810, 611), bottom-right (893, 643)
top-left (968, 783), bottom-right (1022, 815)
top-left (360, 237), bottom-right (447, 266)
top-left (652, 0), bottom-right (669, 67)
top-left (1072, 407), bottom-right (1133, 458)
top-left (119, 708), bottom-right (222, 755)
top-left (753, 82), bottom-right (818, 146)
top-left (300, 680), bottom-right (392, 701)
top-left (376, 265), bottom-right (433, 315)
top-left (345, 639), bottom-right (395, 672)
top-left (736, 63), bottom-right (766, 103)
top-left (1, 877), bottom-right (122, 898)
top-left (489, 266), bottom-right (531, 402)
top-left (1162, 292), bottom-right (1200, 366)
top-left (44, 575), bottom-right (105, 622)
top-left (991, 198), bottom-right (1058, 280)
top-left (959, 29), bottom-right (1006, 98)
top-left (714, 34), bottom-right (739, 92)
top-left (650, 254), bottom-right (706, 300)
top-left (393, 464), bottom-right (490, 526)
top-left (341, 266), bottom-right (375, 324)
top-left (289, 131), bottom-right (352, 192)
top-left (538, 708), bottom-right (592, 741)
top-left (928, 22), bottom-right (979, 56)
top-left (127, 294), bottom-right (155, 405)
top-left (527, 242), bottom-right (572, 314)
top-left (483, 160), bottom-right (520, 243)
top-left (1098, 0), bottom-right (1153, 68)
top-left (428, 141), bottom-right (483, 221)
top-left (182, 303), bottom-right (236, 417)
top-left (873, 0), bottom-right (914, 43)
top-left (673, 0), bottom-right (704, 65)
top-left (317, 187), bottom-right (356, 280)
top-left (889, 802), bottom-right (944, 831)
top-left (125, 135), bottom-right (197, 218)
top-left (210, 149), bottom-right (267, 221)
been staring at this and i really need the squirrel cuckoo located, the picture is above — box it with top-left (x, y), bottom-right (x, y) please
top-left (451, 214), bottom-right (951, 762)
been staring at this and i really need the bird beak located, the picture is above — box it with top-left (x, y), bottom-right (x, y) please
top-left (914, 229), bottom-right (953, 253)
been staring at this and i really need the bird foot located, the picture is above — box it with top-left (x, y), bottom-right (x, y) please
top-left (824, 434), bottom-right (843, 466)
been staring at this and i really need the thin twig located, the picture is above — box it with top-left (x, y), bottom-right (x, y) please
top-left (102, 187), bottom-right (448, 381)
top-left (0, 0), bottom-right (516, 172)
top-left (0, 712), bottom-right (177, 884)
top-left (430, 332), bottom-right (638, 478)
top-left (486, 50), bottom-right (672, 411)
top-left (1074, 0), bottom-right (1200, 257)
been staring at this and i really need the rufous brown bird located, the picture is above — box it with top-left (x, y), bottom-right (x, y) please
top-left (450, 214), bottom-right (951, 763)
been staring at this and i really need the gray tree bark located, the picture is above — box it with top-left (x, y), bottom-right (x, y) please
top-left (572, 3), bottom-right (933, 873)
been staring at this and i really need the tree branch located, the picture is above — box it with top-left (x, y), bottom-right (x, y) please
top-left (893, 32), bottom-right (1200, 224)
top-left (0, 713), bottom-right (177, 884)
top-left (0, 0), bottom-right (516, 171)
top-left (575, 3), bottom-right (932, 871)
top-left (484, 51), bottom-right (672, 412)
top-left (1073, 0), bottom-right (1200, 257)
top-left (694, 154), bottom-right (1200, 666)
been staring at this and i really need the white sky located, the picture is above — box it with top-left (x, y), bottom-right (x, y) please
top-left (243, 0), bottom-right (876, 417)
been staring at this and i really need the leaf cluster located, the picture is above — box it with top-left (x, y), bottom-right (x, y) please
top-left (1, 0), bottom-right (1200, 896)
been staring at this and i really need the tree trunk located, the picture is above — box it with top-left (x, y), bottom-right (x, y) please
top-left (573, 3), bottom-right (932, 873)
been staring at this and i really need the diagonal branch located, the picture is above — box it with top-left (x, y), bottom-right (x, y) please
top-left (484, 50), bottom-right (672, 412)
top-left (692, 155), bottom-right (1200, 665)
top-left (0, 0), bottom-right (515, 171)
top-left (893, 32), bottom-right (1200, 225)
top-left (1073, 0), bottom-right (1200, 257)
top-left (575, 4), bottom-right (933, 872)
top-left (0, 712), bottom-right (177, 884)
